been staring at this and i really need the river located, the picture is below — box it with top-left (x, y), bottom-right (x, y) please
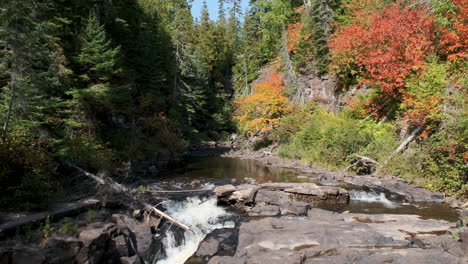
top-left (153, 156), bottom-right (459, 264)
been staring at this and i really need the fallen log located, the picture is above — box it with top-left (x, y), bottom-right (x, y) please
top-left (343, 154), bottom-right (380, 174)
top-left (64, 161), bottom-right (190, 231)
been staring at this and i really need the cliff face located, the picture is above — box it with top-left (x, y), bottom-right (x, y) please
top-left (295, 73), bottom-right (338, 112)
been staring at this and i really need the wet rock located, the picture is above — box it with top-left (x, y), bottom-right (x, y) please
top-left (189, 229), bottom-right (238, 263)
top-left (280, 201), bottom-right (310, 216)
top-left (45, 233), bottom-right (82, 264)
top-left (11, 246), bottom-right (46, 264)
top-left (76, 222), bottom-right (117, 264)
top-left (197, 237), bottom-right (220, 257)
top-left (112, 214), bottom-right (152, 260)
top-left (248, 205), bottom-right (280, 217)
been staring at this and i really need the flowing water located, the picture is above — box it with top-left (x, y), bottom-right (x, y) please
top-left (155, 156), bottom-right (459, 263)
top-left (155, 197), bottom-right (234, 264)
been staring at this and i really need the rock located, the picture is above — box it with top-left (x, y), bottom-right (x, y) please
top-left (217, 211), bottom-right (458, 263)
top-left (196, 237), bottom-right (220, 257)
top-left (229, 185), bottom-right (260, 205)
top-left (208, 256), bottom-right (245, 264)
top-left (214, 185), bottom-right (237, 198)
top-left (280, 201), bottom-right (310, 216)
top-left (76, 222), bottom-right (117, 264)
top-left (283, 183), bottom-right (349, 204)
top-left (45, 233), bottom-right (82, 264)
top-left (120, 255), bottom-right (141, 264)
top-left (445, 197), bottom-right (463, 209)
top-left (11, 246), bottom-right (46, 264)
top-left (248, 205), bottom-right (280, 217)
top-left (190, 180), bottom-right (201, 188)
top-left (112, 214), bottom-right (152, 260)
top-left (0, 248), bottom-right (9, 264)
top-left (255, 189), bottom-right (290, 206)
top-left (112, 235), bottom-right (129, 257)
top-left (459, 227), bottom-right (468, 243)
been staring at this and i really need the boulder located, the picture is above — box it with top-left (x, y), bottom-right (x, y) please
top-left (254, 189), bottom-right (289, 206)
top-left (196, 237), bottom-right (220, 257)
top-left (45, 233), bottom-right (82, 264)
top-left (76, 222), bottom-right (117, 264)
top-left (214, 185), bottom-right (237, 199)
top-left (112, 214), bottom-right (153, 260)
top-left (229, 185), bottom-right (260, 205)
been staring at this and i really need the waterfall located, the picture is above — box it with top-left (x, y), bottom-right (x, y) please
top-left (350, 190), bottom-right (397, 208)
top-left (155, 197), bottom-right (233, 264)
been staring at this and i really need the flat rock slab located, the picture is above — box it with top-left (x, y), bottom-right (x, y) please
top-left (214, 183), bottom-right (349, 207)
top-left (214, 209), bottom-right (462, 264)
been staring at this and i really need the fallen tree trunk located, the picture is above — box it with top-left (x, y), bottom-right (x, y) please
top-left (65, 161), bottom-right (190, 231)
top-left (374, 126), bottom-right (423, 174)
top-left (393, 126), bottom-right (422, 155)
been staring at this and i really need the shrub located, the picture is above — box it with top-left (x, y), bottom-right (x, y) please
top-left (60, 218), bottom-right (79, 236)
top-left (279, 109), bottom-right (397, 169)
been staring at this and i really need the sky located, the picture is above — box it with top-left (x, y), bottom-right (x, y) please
top-left (191, 0), bottom-right (249, 21)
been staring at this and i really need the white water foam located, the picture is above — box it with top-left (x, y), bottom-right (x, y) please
top-left (155, 197), bottom-right (232, 264)
top-left (350, 190), bottom-right (398, 208)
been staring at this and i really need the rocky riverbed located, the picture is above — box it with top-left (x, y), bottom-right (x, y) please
top-left (0, 152), bottom-right (467, 264)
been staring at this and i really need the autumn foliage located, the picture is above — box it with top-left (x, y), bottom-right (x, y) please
top-left (330, 3), bottom-right (435, 96)
top-left (286, 22), bottom-right (305, 54)
top-left (439, 0), bottom-right (468, 61)
top-left (234, 72), bottom-right (291, 134)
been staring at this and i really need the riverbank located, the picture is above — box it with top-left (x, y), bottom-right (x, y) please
top-left (221, 145), bottom-right (467, 209)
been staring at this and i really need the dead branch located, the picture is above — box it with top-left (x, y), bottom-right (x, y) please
top-left (64, 161), bottom-right (190, 230)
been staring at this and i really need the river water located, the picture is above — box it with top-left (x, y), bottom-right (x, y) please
top-left (154, 156), bottom-right (458, 264)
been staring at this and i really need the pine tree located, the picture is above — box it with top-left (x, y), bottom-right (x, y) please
top-left (76, 10), bottom-right (121, 85)
top-left (308, 0), bottom-right (341, 74)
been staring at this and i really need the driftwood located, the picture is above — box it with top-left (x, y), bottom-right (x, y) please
top-left (374, 126), bottom-right (423, 174)
top-left (65, 162), bottom-right (190, 231)
top-left (343, 154), bottom-right (380, 174)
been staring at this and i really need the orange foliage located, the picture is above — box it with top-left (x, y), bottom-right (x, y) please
top-left (286, 22), bottom-right (306, 54)
top-left (439, 0), bottom-right (468, 61)
top-left (234, 72), bottom-right (291, 134)
top-left (330, 4), bottom-right (435, 96)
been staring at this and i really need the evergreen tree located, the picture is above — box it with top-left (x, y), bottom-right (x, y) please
top-left (76, 10), bottom-right (121, 85)
top-left (308, 0), bottom-right (341, 74)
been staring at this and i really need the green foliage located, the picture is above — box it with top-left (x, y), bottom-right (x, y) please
top-left (137, 185), bottom-right (151, 195)
top-left (278, 109), bottom-right (397, 169)
top-left (60, 218), bottom-right (78, 236)
top-left (40, 216), bottom-right (55, 241)
top-left (86, 209), bottom-right (96, 224)
top-left (269, 103), bottom-right (317, 144)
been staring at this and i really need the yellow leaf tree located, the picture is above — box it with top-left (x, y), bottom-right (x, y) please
top-left (235, 72), bottom-right (291, 134)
